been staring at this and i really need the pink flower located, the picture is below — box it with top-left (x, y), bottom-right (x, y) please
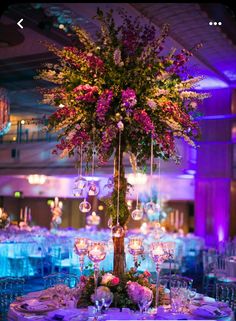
top-left (73, 84), bottom-right (98, 103)
top-left (96, 89), bottom-right (114, 123)
top-left (133, 110), bottom-right (155, 134)
top-left (101, 273), bottom-right (114, 285)
top-left (111, 277), bottom-right (119, 286)
top-left (143, 271), bottom-right (151, 278)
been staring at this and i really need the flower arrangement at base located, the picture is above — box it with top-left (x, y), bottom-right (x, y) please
top-left (77, 268), bottom-right (166, 310)
top-left (37, 8), bottom-right (210, 277)
top-left (0, 208), bottom-right (10, 229)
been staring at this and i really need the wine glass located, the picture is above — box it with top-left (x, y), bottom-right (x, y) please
top-left (94, 298), bottom-right (104, 314)
top-left (188, 287), bottom-right (197, 305)
top-left (102, 292), bottom-right (114, 311)
top-left (138, 292), bottom-right (153, 315)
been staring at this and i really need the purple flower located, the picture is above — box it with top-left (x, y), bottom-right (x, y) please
top-left (99, 124), bottom-right (118, 163)
top-left (96, 89), bottom-right (113, 123)
top-left (121, 88), bottom-right (137, 115)
top-left (133, 110), bottom-right (155, 135)
top-left (113, 48), bottom-right (121, 65)
top-left (127, 281), bottom-right (153, 304)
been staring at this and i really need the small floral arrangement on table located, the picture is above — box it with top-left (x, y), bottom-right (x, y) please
top-left (77, 268), bottom-right (166, 310)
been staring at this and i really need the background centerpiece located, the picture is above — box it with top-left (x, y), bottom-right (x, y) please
top-left (38, 8), bottom-right (209, 278)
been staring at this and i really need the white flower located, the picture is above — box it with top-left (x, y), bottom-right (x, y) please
top-left (101, 273), bottom-right (114, 285)
top-left (147, 99), bottom-right (157, 109)
top-left (190, 101), bottom-right (197, 108)
top-left (59, 148), bottom-right (69, 159)
top-left (117, 121), bottom-right (124, 131)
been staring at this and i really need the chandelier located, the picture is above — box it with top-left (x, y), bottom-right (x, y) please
top-left (28, 174), bottom-right (47, 185)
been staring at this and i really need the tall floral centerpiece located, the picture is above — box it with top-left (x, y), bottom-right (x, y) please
top-left (38, 9), bottom-right (209, 278)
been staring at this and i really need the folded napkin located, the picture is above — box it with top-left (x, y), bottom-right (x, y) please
top-left (202, 296), bottom-right (216, 303)
top-left (193, 304), bottom-right (225, 318)
top-left (47, 308), bottom-right (84, 321)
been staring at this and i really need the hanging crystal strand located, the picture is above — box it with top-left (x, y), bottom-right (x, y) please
top-left (117, 129), bottom-right (121, 226)
top-left (73, 145), bottom-right (88, 197)
top-left (156, 157), bottom-right (161, 216)
top-left (145, 136), bottom-right (156, 216)
top-left (78, 144), bottom-right (91, 213)
top-left (131, 172), bottom-right (143, 221)
top-left (88, 131), bottom-right (99, 196)
top-left (112, 125), bottom-right (124, 237)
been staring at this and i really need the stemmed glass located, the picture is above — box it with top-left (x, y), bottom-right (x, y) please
top-left (88, 241), bottom-right (107, 290)
top-left (188, 288), bottom-right (197, 306)
top-left (149, 242), bottom-right (166, 309)
top-left (74, 237), bottom-right (89, 276)
top-left (102, 293), bottom-right (114, 311)
top-left (138, 292), bottom-right (153, 315)
top-left (128, 237), bottom-right (144, 269)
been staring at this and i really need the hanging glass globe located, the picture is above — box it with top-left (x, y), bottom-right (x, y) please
top-left (145, 201), bottom-right (156, 215)
top-left (112, 224), bottom-right (125, 238)
top-left (72, 186), bottom-right (85, 198)
top-left (74, 176), bottom-right (88, 191)
top-left (103, 176), bottom-right (114, 195)
top-left (131, 207), bottom-right (143, 221)
top-left (88, 181), bottom-right (99, 196)
top-left (79, 199), bottom-right (91, 213)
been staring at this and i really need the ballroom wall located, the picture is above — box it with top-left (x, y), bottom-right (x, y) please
top-left (195, 88), bottom-right (236, 245)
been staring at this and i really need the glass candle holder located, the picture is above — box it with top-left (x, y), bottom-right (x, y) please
top-left (128, 236), bottom-right (144, 268)
top-left (150, 242), bottom-right (166, 308)
top-left (88, 241), bottom-right (107, 290)
top-left (74, 237), bottom-right (89, 275)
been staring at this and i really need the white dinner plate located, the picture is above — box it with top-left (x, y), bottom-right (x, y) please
top-left (14, 299), bottom-right (56, 314)
top-left (193, 306), bottom-right (230, 319)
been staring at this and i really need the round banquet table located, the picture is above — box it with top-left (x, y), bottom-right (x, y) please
top-left (8, 292), bottom-right (235, 321)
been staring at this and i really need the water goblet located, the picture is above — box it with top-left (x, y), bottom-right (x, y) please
top-left (88, 241), bottom-right (107, 290)
top-left (102, 292), bottom-right (114, 311)
top-left (95, 298), bottom-right (104, 314)
top-left (74, 237), bottom-right (89, 276)
top-left (138, 292), bottom-right (153, 315)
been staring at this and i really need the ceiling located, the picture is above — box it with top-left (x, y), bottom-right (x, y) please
top-left (0, 2), bottom-right (236, 117)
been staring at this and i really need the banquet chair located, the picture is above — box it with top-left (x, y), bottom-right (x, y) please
top-left (0, 277), bottom-right (25, 320)
top-left (202, 248), bottom-right (217, 296)
top-left (27, 242), bottom-right (46, 277)
top-left (160, 274), bottom-right (193, 289)
top-left (49, 244), bottom-right (73, 274)
top-left (7, 242), bottom-right (30, 277)
top-left (215, 281), bottom-right (236, 312)
top-left (43, 272), bottom-right (80, 289)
